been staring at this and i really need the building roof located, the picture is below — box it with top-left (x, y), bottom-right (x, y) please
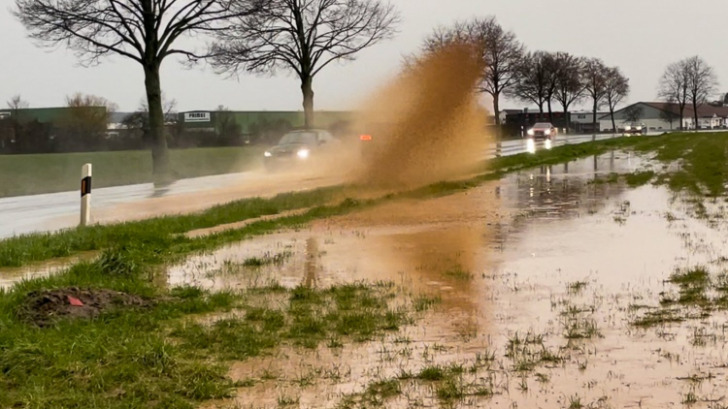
top-left (0, 107), bottom-right (108, 123)
top-left (602, 102), bottom-right (728, 120)
top-left (642, 102), bottom-right (728, 118)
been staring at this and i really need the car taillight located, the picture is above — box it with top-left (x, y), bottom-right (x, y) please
top-left (360, 134), bottom-right (372, 141)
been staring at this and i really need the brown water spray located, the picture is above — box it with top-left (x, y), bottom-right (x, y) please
top-left (349, 41), bottom-right (492, 189)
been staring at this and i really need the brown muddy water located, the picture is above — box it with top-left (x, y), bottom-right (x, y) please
top-left (170, 152), bottom-right (728, 408)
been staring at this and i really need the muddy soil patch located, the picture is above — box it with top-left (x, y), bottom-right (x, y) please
top-left (16, 287), bottom-right (151, 327)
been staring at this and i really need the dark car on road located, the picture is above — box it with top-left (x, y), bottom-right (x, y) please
top-left (263, 129), bottom-right (340, 171)
top-left (526, 122), bottom-right (558, 139)
top-left (623, 122), bottom-right (647, 136)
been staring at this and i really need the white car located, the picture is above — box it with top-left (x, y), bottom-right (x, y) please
top-left (527, 122), bottom-right (558, 140)
top-left (623, 123), bottom-right (647, 136)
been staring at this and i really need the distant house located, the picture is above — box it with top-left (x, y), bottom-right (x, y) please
top-left (599, 102), bottom-right (728, 132)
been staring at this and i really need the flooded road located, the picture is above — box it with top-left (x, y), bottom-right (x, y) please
top-left (0, 169), bottom-right (344, 239)
top-left (168, 152), bottom-right (728, 408)
top-left (0, 132), bottom-right (635, 239)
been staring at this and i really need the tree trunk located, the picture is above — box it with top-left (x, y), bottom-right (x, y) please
top-left (561, 100), bottom-right (570, 134)
top-left (547, 99), bottom-right (553, 123)
top-left (610, 107), bottom-right (616, 134)
top-left (144, 64), bottom-right (168, 181)
top-left (493, 93), bottom-right (501, 140)
top-left (592, 100), bottom-right (598, 135)
top-left (301, 76), bottom-right (315, 129)
top-left (692, 98), bottom-right (699, 132)
top-left (679, 106), bottom-right (684, 130)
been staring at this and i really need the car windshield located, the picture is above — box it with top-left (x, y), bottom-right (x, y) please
top-left (278, 131), bottom-right (317, 146)
top-left (533, 123), bottom-right (551, 128)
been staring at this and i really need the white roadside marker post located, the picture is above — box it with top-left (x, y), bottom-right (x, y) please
top-left (80, 163), bottom-right (92, 226)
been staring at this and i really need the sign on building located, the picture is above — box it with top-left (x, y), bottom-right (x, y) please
top-left (184, 112), bottom-right (211, 123)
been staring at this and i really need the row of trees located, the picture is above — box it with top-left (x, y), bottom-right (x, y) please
top-left (418, 17), bottom-right (630, 135)
top-left (14, 0), bottom-right (400, 179)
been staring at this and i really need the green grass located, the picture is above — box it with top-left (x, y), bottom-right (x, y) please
top-left (0, 249), bottom-right (407, 408)
top-left (630, 266), bottom-right (728, 327)
top-left (624, 170), bottom-right (656, 187)
top-left (0, 146), bottom-right (264, 198)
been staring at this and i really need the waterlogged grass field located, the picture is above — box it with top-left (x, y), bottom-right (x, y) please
top-left (2, 131), bottom-right (728, 407)
top-left (0, 146), bottom-right (265, 198)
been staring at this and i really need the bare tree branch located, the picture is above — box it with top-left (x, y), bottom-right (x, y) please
top-left (508, 51), bottom-right (556, 119)
top-left (419, 16), bottom-right (524, 133)
top-left (209, 0), bottom-right (400, 127)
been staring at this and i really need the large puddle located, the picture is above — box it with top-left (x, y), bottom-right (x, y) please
top-left (169, 152), bottom-right (728, 408)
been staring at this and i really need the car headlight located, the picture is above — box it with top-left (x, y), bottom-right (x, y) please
top-left (264, 151), bottom-right (272, 157)
top-left (625, 126), bottom-right (631, 130)
top-left (545, 129), bottom-right (551, 135)
top-left (527, 129), bottom-right (534, 136)
top-left (297, 149), bottom-right (310, 159)
top-left (636, 126), bottom-right (642, 130)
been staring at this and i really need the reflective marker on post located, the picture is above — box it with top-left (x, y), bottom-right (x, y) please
top-left (80, 163), bottom-right (92, 226)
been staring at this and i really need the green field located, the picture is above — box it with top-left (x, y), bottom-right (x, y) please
top-left (0, 146), bottom-right (265, 198)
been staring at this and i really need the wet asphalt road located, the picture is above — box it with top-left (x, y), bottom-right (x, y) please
top-left (0, 131), bottom-right (680, 239)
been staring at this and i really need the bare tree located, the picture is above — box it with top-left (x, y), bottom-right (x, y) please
top-left (14, 0), bottom-right (264, 178)
top-left (581, 58), bottom-right (609, 134)
top-left (509, 51), bottom-right (554, 120)
top-left (419, 17), bottom-right (523, 138)
top-left (7, 95), bottom-right (29, 111)
top-left (211, 0), bottom-right (399, 129)
top-left (551, 52), bottom-right (584, 132)
top-left (420, 22), bottom-right (470, 55)
top-left (470, 17), bottom-right (524, 138)
top-left (684, 56), bottom-right (718, 130)
top-left (603, 67), bottom-right (629, 133)
top-left (59, 93), bottom-right (118, 150)
top-left (658, 60), bottom-right (690, 130)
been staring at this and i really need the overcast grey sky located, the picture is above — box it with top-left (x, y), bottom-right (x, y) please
top-left (1, 0), bottom-right (726, 113)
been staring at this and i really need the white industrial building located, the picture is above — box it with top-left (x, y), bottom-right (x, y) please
top-left (598, 102), bottom-right (728, 132)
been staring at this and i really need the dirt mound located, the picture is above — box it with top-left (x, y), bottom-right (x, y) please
top-left (16, 287), bottom-right (151, 327)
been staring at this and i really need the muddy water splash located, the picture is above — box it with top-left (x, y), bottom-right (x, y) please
top-left (349, 42), bottom-right (490, 188)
